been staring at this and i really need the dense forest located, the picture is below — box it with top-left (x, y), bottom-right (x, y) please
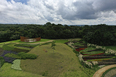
top-left (0, 22), bottom-right (116, 46)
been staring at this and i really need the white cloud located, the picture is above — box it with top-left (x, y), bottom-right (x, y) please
top-left (0, 0), bottom-right (116, 25)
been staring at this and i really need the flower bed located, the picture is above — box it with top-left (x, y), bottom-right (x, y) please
top-left (75, 47), bottom-right (87, 52)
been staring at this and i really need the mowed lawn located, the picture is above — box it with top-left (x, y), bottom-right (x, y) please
top-left (0, 63), bottom-right (44, 77)
top-left (20, 43), bottom-right (88, 77)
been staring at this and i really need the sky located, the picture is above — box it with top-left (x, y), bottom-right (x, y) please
top-left (0, 0), bottom-right (116, 25)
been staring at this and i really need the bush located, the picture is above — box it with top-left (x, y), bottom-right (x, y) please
top-left (5, 53), bottom-right (21, 59)
top-left (17, 52), bottom-right (38, 59)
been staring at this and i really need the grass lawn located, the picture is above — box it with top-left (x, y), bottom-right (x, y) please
top-left (20, 43), bottom-right (96, 77)
top-left (54, 39), bottom-right (69, 43)
top-left (0, 63), bottom-right (44, 77)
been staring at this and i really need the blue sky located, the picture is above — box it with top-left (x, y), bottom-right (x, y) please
top-left (7, 0), bottom-right (28, 4)
top-left (0, 0), bottom-right (116, 25)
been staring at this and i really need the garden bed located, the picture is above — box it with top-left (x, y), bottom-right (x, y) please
top-left (98, 61), bottom-right (116, 65)
top-left (83, 56), bottom-right (114, 60)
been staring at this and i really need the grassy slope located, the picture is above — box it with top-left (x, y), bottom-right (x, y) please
top-left (20, 43), bottom-right (90, 77)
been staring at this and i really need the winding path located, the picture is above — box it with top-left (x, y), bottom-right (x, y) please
top-left (93, 64), bottom-right (116, 77)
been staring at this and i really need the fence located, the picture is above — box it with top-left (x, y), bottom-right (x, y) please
top-left (20, 36), bottom-right (41, 42)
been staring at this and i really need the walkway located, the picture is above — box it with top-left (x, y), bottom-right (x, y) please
top-left (93, 64), bottom-right (116, 77)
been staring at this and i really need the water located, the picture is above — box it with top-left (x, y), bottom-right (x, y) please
top-left (112, 74), bottom-right (116, 77)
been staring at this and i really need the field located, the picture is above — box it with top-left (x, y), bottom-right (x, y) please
top-left (0, 38), bottom-right (115, 77)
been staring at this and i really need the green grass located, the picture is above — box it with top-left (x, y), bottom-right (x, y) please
top-left (0, 63), bottom-right (44, 77)
top-left (14, 43), bottom-right (40, 48)
top-left (54, 39), bottom-right (69, 43)
top-left (102, 45), bottom-right (116, 51)
top-left (20, 43), bottom-right (95, 77)
top-left (80, 47), bottom-right (97, 53)
top-left (8, 43), bottom-right (31, 50)
top-left (72, 42), bottom-right (84, 46)
top-left (87, 57), bottom-right (115, 62)
top-left (83, 50), bottom-right (104, 55)
top-left (2, 44), bottom-right (15, 51)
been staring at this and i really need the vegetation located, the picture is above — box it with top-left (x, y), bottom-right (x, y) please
top-left (0, 56), bottom-right (5, 67)
top-left (5, 53), bottom-right (21, 59)
top-left (0, 23), bottom-right (116, 46)
top-left (83, 51), bottom-right (104, 55)
top-left (11, 59), bottom-right (22, 70)
top-left (101, 67), bottom-right (116, 77)
top-left (2, 44), bottom-right (15, 51)
top-left (17, 52), bottom-right (38, 59)
top-left (14, 43), bottom-right (40, 48)
top-left (80, 47), bottom-right (97, 53)
top-left (0, 63), bottom-right (44, 77)
top-left (51, 41), bottom-right (56, 53)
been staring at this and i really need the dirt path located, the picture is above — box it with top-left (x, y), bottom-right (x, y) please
top-left (93, 64), bottom-right (116, 77)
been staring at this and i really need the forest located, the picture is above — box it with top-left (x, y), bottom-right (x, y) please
top-left (0, 22), bottom-right (116, 46)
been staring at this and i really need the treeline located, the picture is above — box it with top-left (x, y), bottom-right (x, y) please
top-left (0, 22), bottom-right (116, 46)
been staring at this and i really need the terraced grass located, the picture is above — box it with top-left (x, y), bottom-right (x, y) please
top-left (87, 57), bottom-right (115, 62)
top-left (54, 39), bottom-right (69, 43)
top-left (83, 51), bottom-right (104, 55)
top-left (80, 47), bottom-right (97, 53)
top-left (72, 42), bottom-right (84, 46)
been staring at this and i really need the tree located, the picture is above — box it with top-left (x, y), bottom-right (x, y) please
top-left (51, 41), bottom-right (56, 53)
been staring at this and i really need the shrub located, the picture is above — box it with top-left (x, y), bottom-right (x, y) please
top-left (17, 52), bottom-right (38, 59)
top-left (5, 53), bottom-right (21, 59)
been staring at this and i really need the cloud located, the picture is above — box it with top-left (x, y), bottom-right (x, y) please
top-left (0, 0), bottom-right (116, 25)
